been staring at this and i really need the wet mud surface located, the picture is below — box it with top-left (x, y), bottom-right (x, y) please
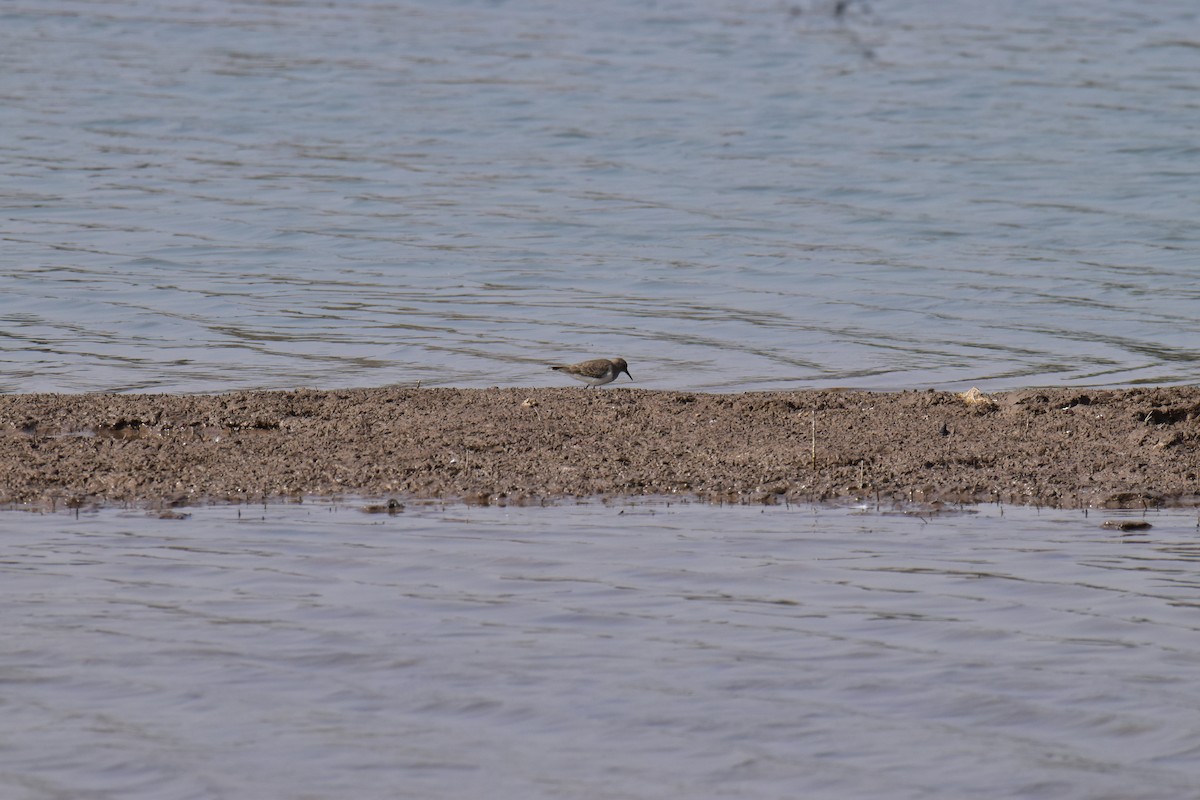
top-left (2, 386), bottom-right (1199, 509)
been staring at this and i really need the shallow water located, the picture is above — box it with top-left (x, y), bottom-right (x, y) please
top-left (3, 0), bottom-right (1199, 393)
top-left (2, 501), bottom-right (1199, 799)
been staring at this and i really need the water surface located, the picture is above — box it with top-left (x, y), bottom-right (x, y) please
top-left (2, 0), bottom-right (1199, 393)
top-left (2, 502), bottom-right (1199, 799)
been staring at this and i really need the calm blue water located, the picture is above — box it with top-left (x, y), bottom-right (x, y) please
top-left (2, 501), bottom-right (1200, 800)
top-left (2, 0), bottom-right (1198, 393)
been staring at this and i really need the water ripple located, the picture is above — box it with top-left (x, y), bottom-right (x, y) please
top-left (2, 0), bottom-right (1199, 393)
top-left (3, 503), bottom-right (1200, 798)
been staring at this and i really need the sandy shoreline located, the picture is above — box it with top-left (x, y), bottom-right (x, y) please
top-left (1, 386), bottom-right (1198, 510)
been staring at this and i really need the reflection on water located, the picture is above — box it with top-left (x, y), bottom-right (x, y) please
top-left (2, 502), bottom-right (1199, 799)
top-left (2, 0), bottom-right (1199, 393)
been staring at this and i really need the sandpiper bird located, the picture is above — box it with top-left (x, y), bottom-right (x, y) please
top-left (550, 357), bottom-right (633, 388)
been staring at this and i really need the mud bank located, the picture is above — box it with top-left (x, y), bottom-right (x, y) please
top-left (1, 387), bottom-right (1198, 509)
